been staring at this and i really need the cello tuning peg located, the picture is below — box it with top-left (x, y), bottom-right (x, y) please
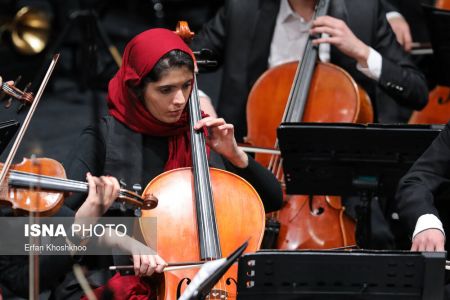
top-left (4, 98), bottom-right (12, 108)
top-left (13, 75), bottom-right (22, 86)
top-left (132, 183), bottom-right (142, 194)
top-left (23, 82), bottom-right (32, 93)
top-left (16, 103), bottom-right (26, 113)
top-left (134, 208), bottom-right (142, 217)
top-left (120, 201), bottom-right (127, 212)
top-left (119, 179), bottom-right (127, 188)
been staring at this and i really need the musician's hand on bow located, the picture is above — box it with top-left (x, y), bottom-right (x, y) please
top-left (311, 16), bottom-right (370, 67)
top-left (132, 254), bottom-right (167, 277)
top-left (194, 116), bottom-right (248, 168)
top-left (411, 228), bottom-right (445, 252)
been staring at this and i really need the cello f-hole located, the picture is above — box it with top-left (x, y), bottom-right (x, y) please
top-left (176, 278), bottom-right (191, 298)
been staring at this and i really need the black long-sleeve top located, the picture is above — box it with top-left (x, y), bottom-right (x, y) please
top-left (64, 116), bottom-right (283, 213)
top-left (395, 122), bottom-right (450, 236)
top-left (0, 206), bottom-right (76, 299)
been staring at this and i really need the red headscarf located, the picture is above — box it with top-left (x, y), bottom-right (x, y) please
top-left (81, 273), bottom-right (153, 300)
top-left (107, 28), bottom-right (203, 170)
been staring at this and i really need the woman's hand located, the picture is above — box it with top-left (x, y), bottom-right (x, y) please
top-left (194, 117), bottom-right (248, 168)
top-left (311, 16), bottom-right (370, 67)
top-left (132, 254), bottom-right (167, 277)
top-left (75, 173), bottom-right (120, 223)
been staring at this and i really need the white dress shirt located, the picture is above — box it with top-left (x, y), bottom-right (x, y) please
top-left (268, 0), bottom-right (381, 80)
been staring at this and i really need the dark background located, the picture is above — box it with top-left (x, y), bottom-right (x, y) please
top-left (0, 0), bottom-right (224, 165)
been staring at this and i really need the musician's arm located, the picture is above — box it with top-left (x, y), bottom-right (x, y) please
top-left (373, 2), bottom-right (427, 110)
top-left (222, 155), bottom-right (283, 213)
top-left (396, 123), bottom-right (450, 250)
top-left (64, 120), bottom-right (107, 210)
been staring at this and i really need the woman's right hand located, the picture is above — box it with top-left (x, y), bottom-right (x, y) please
top-left (132, 254), bottom-right (167, 277)
top-left (75, 173), bottom-right (120, 220)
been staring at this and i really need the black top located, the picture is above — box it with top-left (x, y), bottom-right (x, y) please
top-left (0, 206), bottom-right (77, 299)
top-left (64, 116), bottom-right (283, 213)
top-left (395, 121), bottom-right (450, 238)
top-left (1, 116), bottom-right (283, 298)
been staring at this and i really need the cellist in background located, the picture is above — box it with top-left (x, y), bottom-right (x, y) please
top-left (191, 0), bottom-right (429, 249)
top-left (192, 0), bottom-right (428, 142)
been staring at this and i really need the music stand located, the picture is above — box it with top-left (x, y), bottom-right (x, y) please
top-left (277, 122), bottom-right (443, 248)
top-left (237, 249), bottom-right (446, 300)
top-left (179, 241), bottom-right (248, 300)
top-left (422, 5), bottom-right (450, 86)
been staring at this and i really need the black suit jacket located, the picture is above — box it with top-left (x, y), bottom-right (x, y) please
top-left (395, 122), bottom-right (450, 238)
top-left (192, 0), bottom-right (428, 141)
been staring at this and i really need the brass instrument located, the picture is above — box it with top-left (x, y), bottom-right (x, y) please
top-left (1, 6), bottom-right (51, 55)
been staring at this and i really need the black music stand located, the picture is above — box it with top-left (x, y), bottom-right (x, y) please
top-left (179, 241), bottom-right (248, 300)
top-left (237, 249), bottom-right (446, 300)
top-left (277, 123), bottom-right (443, 248)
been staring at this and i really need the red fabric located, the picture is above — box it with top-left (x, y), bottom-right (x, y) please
top-left (81, 273), bottom-right (152, 300)
top-left (107, 28), bottom-right (207, 170)
top-left (88, 28), bottom-right (212, 300)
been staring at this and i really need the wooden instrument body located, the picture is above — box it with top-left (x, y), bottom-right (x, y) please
top-left (141, 168), bottom-right (265, 299)
top-left (245, 61), bottom-right (373, 250)
top-left (246, 62), bottom-right (373, 165)
top-left (409, 86), bottom-right (450, 124)
top-left (0, 157), bottom-right (65, 215)
top-left (409, 1), bottom-right (450, 124)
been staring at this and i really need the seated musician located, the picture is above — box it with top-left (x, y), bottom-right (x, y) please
top-left (56, 28), bottom-right (282, 298)
top-left (191, 0), bottom-right (429, 141)
top-left (395, 122), bottom-right (449, 252)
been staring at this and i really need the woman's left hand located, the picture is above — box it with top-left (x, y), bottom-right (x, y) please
top-left (194, 117), bottom-right (248, 168)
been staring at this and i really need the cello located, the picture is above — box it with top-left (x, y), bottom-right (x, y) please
top-left (245, 0), bottom-right (373, 250)
top-left (139, 22), bottom-right (265, 299)
top-left (409, 0), bottom-right (450, 124)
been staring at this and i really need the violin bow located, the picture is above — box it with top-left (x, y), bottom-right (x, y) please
top-left (109, 261), bottom-right (206, 272)
top-left (0, 54), bottom-right (60, 187)
top-left (0, 54), bottom-right (59, 299)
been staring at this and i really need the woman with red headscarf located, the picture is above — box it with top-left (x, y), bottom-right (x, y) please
top-left (57, 28), bottom-right (282, 299)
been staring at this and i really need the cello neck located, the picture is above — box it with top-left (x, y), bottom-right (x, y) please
top-left (283, 0), bottom-right (331, 123)
top-left (189, 75), bottom-right (222, 260)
